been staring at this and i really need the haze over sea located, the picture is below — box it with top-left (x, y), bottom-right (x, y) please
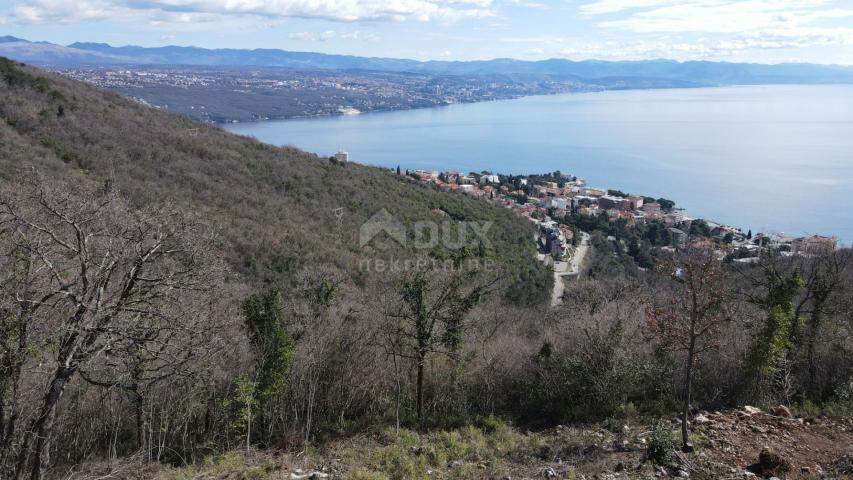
top-left (225, 85), bottom-right (853, 244)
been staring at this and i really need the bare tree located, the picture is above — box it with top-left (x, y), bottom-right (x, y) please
top-left (0, 172), bottom-right (225, 480)
top-left (793, 250), bottom-right (851, 398)
top-left (646, 245), bottom-right (733, 452)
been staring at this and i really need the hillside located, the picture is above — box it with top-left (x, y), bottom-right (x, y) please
top-left (2, 57), bottom-right (852, 480)
top-left (63, 407), bottom-right (853, 479)
top-left (0, 56), bottom-right (550, 305)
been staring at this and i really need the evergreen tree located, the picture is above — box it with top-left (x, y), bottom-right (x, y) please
top-left (242, 289), bottom-right (296, 440)
top-left (747, 267), bottom-right (804, 401)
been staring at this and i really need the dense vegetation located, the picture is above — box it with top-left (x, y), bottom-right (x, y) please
top-left (1, 58), bottom-right (852, 479)
top-left (0, 57), bottom-right (549, 304)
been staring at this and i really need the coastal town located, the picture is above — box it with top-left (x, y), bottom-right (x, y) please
top-left (55, 65), bottom-right (586, 123)
top-left (386, 159), bottom-right (839, 282)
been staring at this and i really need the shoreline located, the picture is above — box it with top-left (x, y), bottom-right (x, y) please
top-left (224, 85), bottom-right (853, 245)
top-left (215, 83), bottom-right (848, 126)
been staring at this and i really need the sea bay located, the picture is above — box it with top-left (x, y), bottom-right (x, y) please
top-left (225, 85), bottom-right (853, 243)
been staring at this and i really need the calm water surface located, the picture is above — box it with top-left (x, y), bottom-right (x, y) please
top-left (225, 85), bottom-right (853, 243)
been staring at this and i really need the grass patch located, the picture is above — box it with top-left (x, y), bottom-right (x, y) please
top-left (157, 451), bottom-right (279, 480)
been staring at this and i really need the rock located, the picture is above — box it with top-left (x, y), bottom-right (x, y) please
top-left (749, 425), bottom-right (768, 434)
top-left (833, 454), bottom-right (853, 474)
top-left (290, 472), bottom-right (329, 480)
top-left (742, 406), bottom-right (763, 415)
top-left (693, 414), bottom-right (711, 424)
top-left (769, 405), bottom-right (793, 418)
top-left (747, 447), bottom-right (792, 478)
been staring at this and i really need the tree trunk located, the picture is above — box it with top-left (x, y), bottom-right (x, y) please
top-left (134, 390), bottom-right (144, 451)
top-left (416, 353), bottom-right (425, 425)
top-left (0, 392), bottom-right (8, 474)
top-left (806, 298), bottom-right (825, 400)
top-left (681, 335), bottom-right (696, 453)
top-left (16, 365), bottom-right (75, 480)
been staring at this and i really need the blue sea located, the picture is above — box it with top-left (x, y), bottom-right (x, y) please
top-left (225, 85), bottom-right (853, 244)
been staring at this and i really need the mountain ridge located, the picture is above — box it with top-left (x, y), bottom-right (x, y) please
top-left (2, 36), bottom-right (853, 85)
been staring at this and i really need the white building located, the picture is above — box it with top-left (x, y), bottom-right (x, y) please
top-left (547, 197), bottom-right (568, 210)
top-left (571, 195), bottom-right (598, 209)
top-left (581, 187), bottom-right (607, 197)
top-left (479, 174), bottom-right (500, 185)
top-left (334, 151), bottom-right (349, 163)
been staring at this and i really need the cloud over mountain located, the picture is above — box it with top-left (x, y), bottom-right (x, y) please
top-left (6, 0), bottom-right (495, 24)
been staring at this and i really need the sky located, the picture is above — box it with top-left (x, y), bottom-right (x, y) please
top-left (2, 0), bottom-right (853, 64)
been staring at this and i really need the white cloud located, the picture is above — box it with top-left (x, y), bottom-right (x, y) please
top-left (523, 47), bottom-right (545, 57)
top-left (9, 0), bottom-right (495, 25)
top-left (505, 0), bottom-right (545, 8)
top-left (288, 29), bottom-right (381, 42)
top-left (572, 0), bottom-right (853, 60)
top-left (595, 1), bottom-right (853, 34)
top-left (579, 0), bottom-right (679, 16)
top-left (502, 28), bottom-right (853, 61)
top-left (10, 0), bottom-right (120, 23)
top-left (288, 31), bottom-right (317, 41)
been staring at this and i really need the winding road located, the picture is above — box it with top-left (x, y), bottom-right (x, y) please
top-left (550, 231), bottom-right (590, 307)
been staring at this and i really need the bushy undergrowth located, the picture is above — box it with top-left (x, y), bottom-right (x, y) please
top-left (645, 420), bottom-right (679, 469)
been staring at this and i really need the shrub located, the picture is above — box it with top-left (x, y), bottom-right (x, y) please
top-left (645, 420), bottom-right (678, 468)
top-left (351, 469), bottom-right (388, 480)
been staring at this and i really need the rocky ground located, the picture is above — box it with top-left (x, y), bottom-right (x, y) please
top-left (693, 407), bottom-right (853, 479)
top-left (62, 407), bottom-right (853, 480)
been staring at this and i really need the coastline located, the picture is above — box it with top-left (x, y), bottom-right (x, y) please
top-left (213, 83), bottom-right (850, 126)
top-left (224, 84), bottom-right (853, 244)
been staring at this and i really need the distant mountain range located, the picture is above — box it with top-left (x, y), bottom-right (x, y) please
top-left (3, 35), bottom-right (853, 86)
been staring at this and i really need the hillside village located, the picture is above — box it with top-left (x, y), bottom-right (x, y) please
top-left (401, 166), bottom-right (839, 268)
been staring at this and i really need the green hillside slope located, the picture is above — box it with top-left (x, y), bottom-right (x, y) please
top-left (0, 57), bottom-right (550, 305)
